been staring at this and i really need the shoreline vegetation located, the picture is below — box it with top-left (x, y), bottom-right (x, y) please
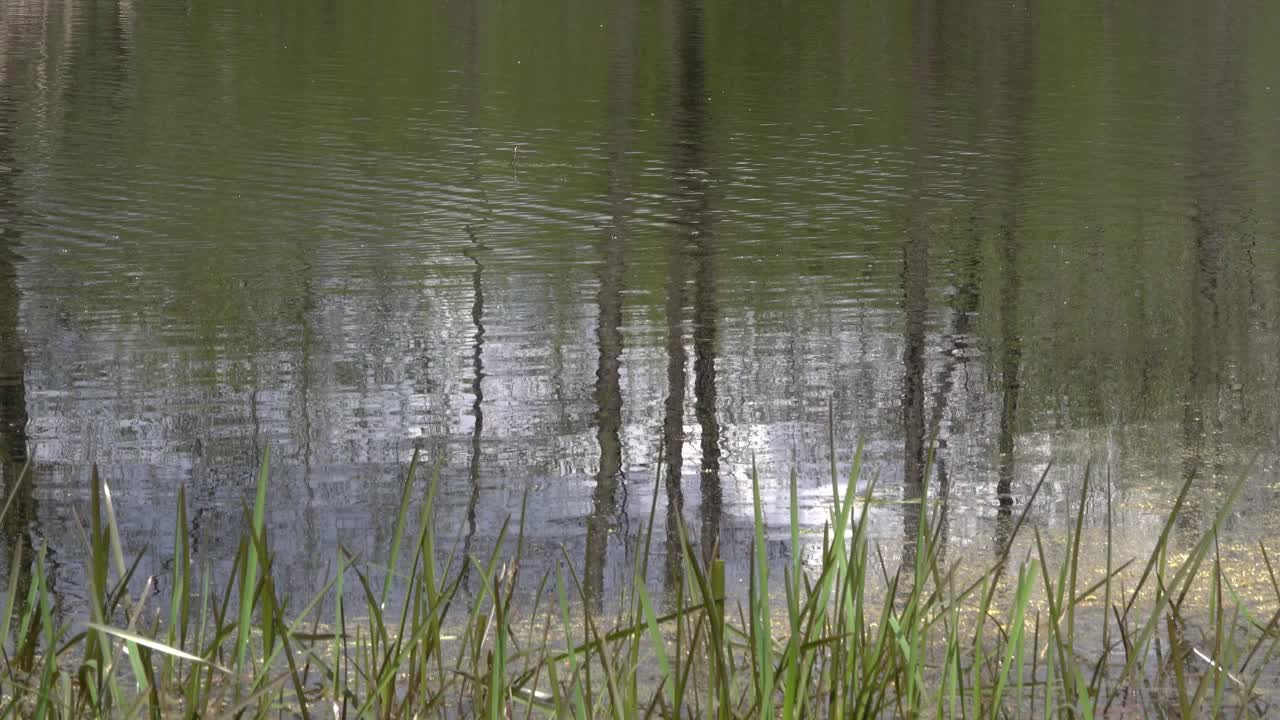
top-left (0, 443), bottom-right (1275, 719)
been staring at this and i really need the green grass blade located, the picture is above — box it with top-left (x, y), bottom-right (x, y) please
top-left (235, 448), bottom-right (271, 673)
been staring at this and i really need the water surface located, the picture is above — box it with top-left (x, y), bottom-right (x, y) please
top-left (2, 0), bottom-right (1280, 607)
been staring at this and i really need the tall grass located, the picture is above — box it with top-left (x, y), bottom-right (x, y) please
top-left (0, 441), bottom-right (1275, 718)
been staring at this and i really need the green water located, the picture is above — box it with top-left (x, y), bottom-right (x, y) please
top-left (1, 0), bottom-right (1279, 606)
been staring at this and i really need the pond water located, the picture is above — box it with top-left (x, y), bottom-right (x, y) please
top-left (1, 0), bottom-right (1279, 609)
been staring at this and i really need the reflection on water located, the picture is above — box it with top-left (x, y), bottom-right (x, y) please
top-left (461, 223), bottom-right (486, 592)
top-left (991, 0), bottom-right (1032, 557)
top-left (459, 0), bottom-right (486, 595)
top-left (673, 0), bottom-right (721, 574)
top-left (1, 0), bottom-right (1279, 607)
top-left (898, 0), bottom-right (938, 565)
top-left (584, 0), bottom-right (636, 608)
top-left (0, 35), bottom-right (34, 610)
top-left (1179, 0), bottom-right (1246, 537)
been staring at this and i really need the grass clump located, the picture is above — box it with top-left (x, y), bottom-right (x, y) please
top-left (0, 440), bottom-right (1276, 718)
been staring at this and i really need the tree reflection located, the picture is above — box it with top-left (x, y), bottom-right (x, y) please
top-left (0, 37), bottom-right (34, 627)
top-left (900, 0), bottom-right (941, 567)
top-left (993, 215), bottom-right (1021, 552)
top-left (584, 0), bottom-right (637, 610)
top-left (925, 209), bottom-right (983, 565)
top-left (1179, 0), bottom-right (1245, 533)
top-left (457, 0), bottom-right (486, 593)
top-left (664, 0), bottom-right (718, 597)
top-left (991, 0), bottom-right (1032, 558)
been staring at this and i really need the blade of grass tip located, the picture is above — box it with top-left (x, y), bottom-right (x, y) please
top-left (333, 546), bottom-right (347, 717)
top-left (84, 466), bottom-right (113, 696)
top-left (825, 440), bottom-right (865, 638)
top-left (243, 514), bottom-right (287, 703)
top-left (381, 448), bottom-right (420, 610)
top-left (828, 400), bottom-right (837, 503)
top-left (415, 456), bottom-right (444, 683)
top-left (750, 456), bottom-right (774, 713)
top-left (74, 499), bottom-right (117, 710)
top-left (236, 448), bottom-right (271, 673)
top-left (100, 477), bottom-right (129, 594)
top-left (167, 485), bottom-right (190, 657)
top-left (1089, 465), bottom-right (1114, 700)
top-left (843, 450), bottom-right (874, 670)
top-left (790, 462), bottom-right (801, 596)
top-left (90, 465), bottom-right (108, 610)
top-left (783, 464), bottom-right (803, 720)
top-left (88, 623), bottom-right (232, 674)
top-left (1064, 464), bottom-right (1091, 702)
top-left (514, 484), bottom-right (530, 570)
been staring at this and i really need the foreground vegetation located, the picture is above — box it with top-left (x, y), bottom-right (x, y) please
top-left (0, 443), bottom-right (1276, 719)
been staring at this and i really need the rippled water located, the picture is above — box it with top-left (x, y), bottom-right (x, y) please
top-left (1, 0), bottom-right (1279, 608)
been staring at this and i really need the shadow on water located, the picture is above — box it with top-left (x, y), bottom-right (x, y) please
top-left (583, 0), bottom-right (637, 610)
top-left (662, 0), bottom-right (719, 600)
